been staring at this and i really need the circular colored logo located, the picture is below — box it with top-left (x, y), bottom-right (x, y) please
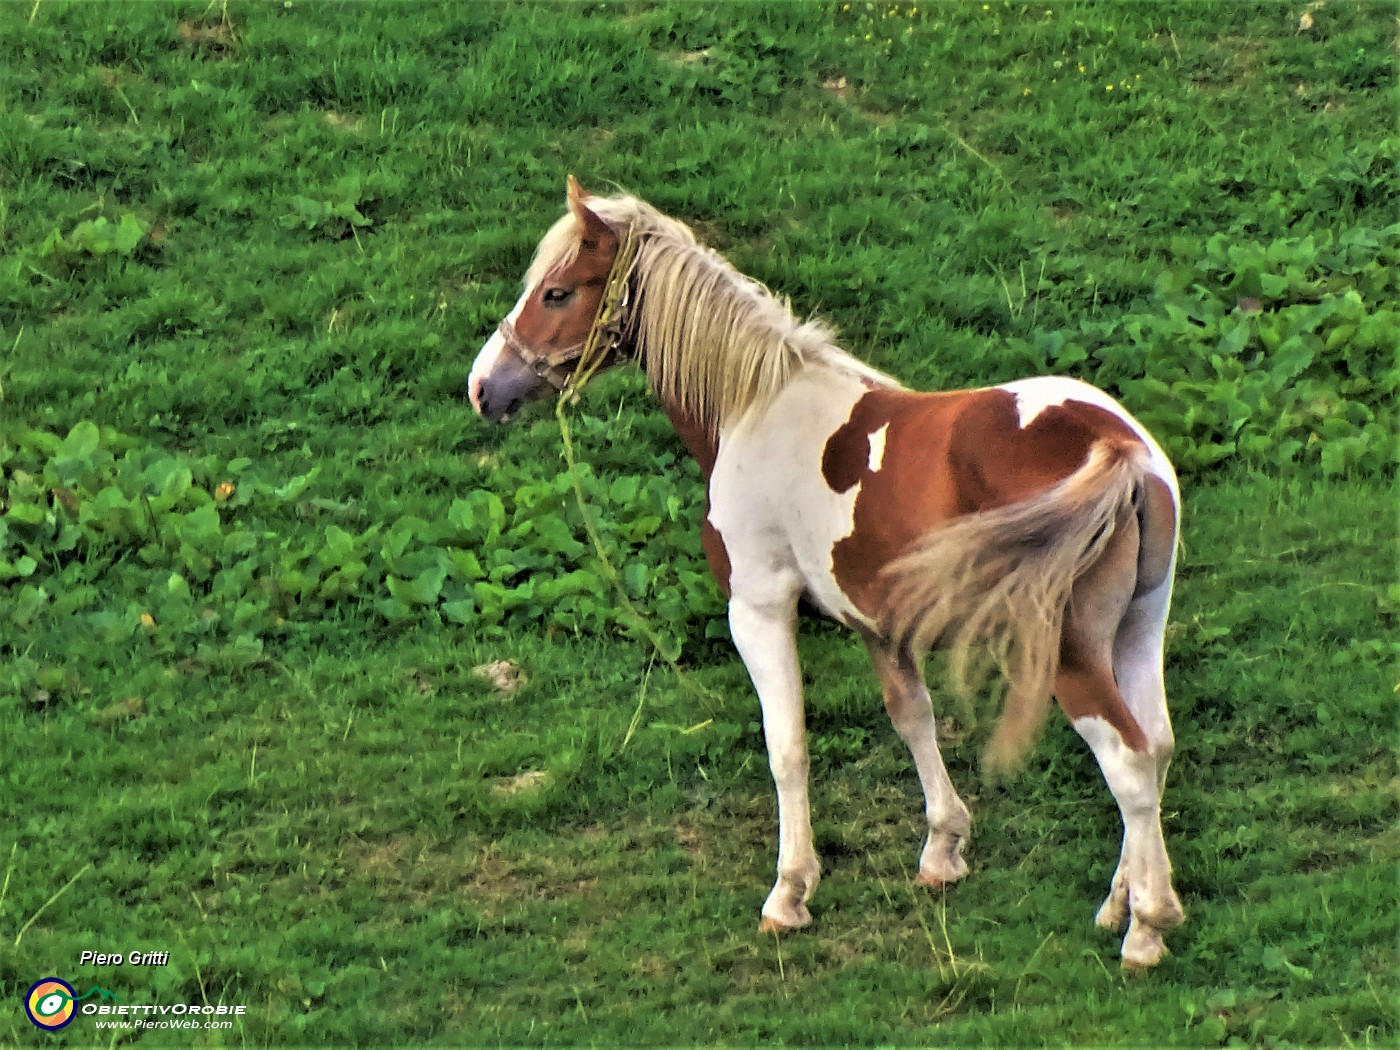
top-left (25, 978), bottom-right (77, 1031)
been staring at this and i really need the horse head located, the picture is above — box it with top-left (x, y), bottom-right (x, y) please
top-left (468, 176), bottom-right (629, 423)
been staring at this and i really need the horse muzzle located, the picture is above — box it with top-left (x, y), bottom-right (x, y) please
top-left (471, 361), bottom-right (541, 423)
top-left (468, 319), bottom-right (567, 423)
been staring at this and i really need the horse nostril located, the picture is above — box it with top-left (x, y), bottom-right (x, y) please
top-left (475, 377), bottom-right (501, 420)
top-left (473, 380), bottom-right (517, 425)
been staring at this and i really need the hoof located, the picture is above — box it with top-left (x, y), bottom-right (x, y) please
top-left (916, 844), bottom-right (968, 887)
top-left (1120, 921), bottom-right (1168, 971)
top-left (1121, 950), bottom-right (1165, 973)
top-left (758, 906), bottom-right (811, 935)
top-left (915, 865), bottom-right (964, 888)
top-left (1095, 895), bottom-right (1129, 933)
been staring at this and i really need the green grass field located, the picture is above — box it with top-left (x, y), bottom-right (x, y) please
top-left (2, 1), bottom-right (1397, 1046)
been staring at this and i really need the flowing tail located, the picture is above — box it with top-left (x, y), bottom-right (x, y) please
top-left (881, 440), bottom-right (1150, 773)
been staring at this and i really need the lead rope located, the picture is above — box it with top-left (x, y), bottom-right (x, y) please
top-left (553, 228), bottom-right (723, 720)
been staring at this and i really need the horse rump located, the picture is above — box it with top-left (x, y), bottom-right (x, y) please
top-left (881, 439), bottom-right (1151, 773)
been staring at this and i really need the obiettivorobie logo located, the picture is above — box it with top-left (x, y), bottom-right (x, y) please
top-left (22, 973), bottom-right (249, 1033)
top-left (24, 978), bottom-right (121, 1031)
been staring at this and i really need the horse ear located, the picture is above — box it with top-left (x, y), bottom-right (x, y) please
top-left (567, 174), bottom-right (590, 211)
top-left (566, 174), bottom-right (612, 250)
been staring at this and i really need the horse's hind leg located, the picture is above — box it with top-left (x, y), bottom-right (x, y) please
top-left (1103, 579), bottom-right (1184, 952)
top-left (866, 641), bottom-right (971, 886)
top-left (1056, 512), bottom-right (1183, 969)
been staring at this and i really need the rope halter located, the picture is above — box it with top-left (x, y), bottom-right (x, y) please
top-left (495, 224), bottom-right (641, 396)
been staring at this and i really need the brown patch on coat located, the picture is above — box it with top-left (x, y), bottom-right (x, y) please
top-left (1054, 655), bottom-right (1151, 752)
top-left (945, 390), bottom-right (1142, 512)
top-left (824, 387), bottom-right (1145, 619)
top-left (660, 398), bottom-right (720, 478)
top-left (700, 519), bottom-right (732, 597)
top-left (825, 387), bottom-right (966, 615)
top-left (660, 396), bottom-right (731, 595)
top-left (820, 409), bottom-right (872, 494)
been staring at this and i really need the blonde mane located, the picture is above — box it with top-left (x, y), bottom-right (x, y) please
top-left (526, 193), bottom-right (899, 433)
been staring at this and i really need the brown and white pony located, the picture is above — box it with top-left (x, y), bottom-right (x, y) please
top-left (468, 178), bottom-right (1185, 969)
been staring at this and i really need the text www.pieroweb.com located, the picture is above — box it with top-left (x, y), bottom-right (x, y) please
top-left (88, 1003), bottom-right (245, 1031)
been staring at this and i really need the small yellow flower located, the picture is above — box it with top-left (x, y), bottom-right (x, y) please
top-left (139, 612), bottom-right (156, 629)
top-left (1105, 83), bottom-right (1113, 91)
top-left (215, 482), bottom-right (235, 501)
top-left (1022, 87), bottom-right (1032, 96)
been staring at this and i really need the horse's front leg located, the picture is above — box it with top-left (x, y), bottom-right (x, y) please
top-left (729, 592), bottom-right (820, 933)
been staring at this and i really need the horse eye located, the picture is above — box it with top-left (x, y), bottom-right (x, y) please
top-left (543, 287), bottom-right (572, 305)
